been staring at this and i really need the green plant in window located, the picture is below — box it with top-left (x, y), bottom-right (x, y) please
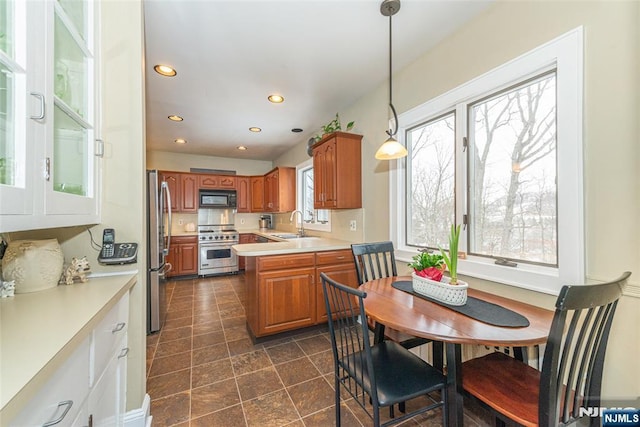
top-left (440, 224), bottom-right (461, 285)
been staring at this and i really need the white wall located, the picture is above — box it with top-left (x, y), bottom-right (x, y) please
top-left (278, 0), bottom-right (640, 401)
top-left (147, 150), bottom-right (272, 176)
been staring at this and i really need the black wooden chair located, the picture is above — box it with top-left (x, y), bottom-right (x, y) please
top-left (462, 271), bottom-right (631, 427)
top-left (320, 272), bottom-right (447, 427)
top-left (351, 242), bottom-right (435, 350)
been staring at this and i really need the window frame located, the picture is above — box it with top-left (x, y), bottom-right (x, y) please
top-left (296, 158), bottom-right (331, 232)
top-left (390, 27), bottom-right (584, 295)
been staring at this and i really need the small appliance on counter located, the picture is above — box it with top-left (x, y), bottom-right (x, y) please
top-left (259, 214), bottom-right (273, 230)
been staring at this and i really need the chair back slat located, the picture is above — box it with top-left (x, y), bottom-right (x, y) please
top-left (563, 308), bottom-right (595, 421)
top-left (540, 271), bottom-right (630, 426)
top-left (351, 242), bottom-right (398, 285)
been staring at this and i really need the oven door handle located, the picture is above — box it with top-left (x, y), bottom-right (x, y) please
top-left (199, 243), bottom-right (238, 247)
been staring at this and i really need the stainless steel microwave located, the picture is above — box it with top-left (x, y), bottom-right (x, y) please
top-left (199, 190), bottom-right (237, 208)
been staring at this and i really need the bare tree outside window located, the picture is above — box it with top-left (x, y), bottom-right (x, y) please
top-left (469, 73), bottom-right (557, 264)
top-left (406, 113), bottom-right (455, 249)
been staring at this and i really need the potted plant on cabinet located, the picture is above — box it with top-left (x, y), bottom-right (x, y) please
top-left (410, 224), bottom-right (468, 306)
top-left (313, 113), bottom-right (355, 142)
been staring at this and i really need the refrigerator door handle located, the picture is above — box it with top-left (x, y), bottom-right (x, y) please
top-left (159, 262), bottom-right (172, 278)
top-left (162, 181), bottom-right (173, 256)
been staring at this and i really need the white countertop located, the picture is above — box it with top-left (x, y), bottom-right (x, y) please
top-left (233, 230), bottom-right (354, 256)
top-left (171, 231), bottom-right (198, 237)
top-left (0, 273), bottom-right (137, 423)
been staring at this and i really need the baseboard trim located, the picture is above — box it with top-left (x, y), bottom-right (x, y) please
top-left (124, 394), bottom-right (151, 427)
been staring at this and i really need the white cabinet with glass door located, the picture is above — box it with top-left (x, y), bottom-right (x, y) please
top-left (0, 0), bottom-right (100, 232)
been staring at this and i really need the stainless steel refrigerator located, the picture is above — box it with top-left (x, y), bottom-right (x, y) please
top-left (147, 170), bottom-right (172, 334)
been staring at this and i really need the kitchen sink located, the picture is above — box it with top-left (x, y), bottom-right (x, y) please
top-left (271, 234), bottom-right (318, 240)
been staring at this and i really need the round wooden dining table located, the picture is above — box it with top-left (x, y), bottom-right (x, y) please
top-left (360, 276), bottom-right (554, 426)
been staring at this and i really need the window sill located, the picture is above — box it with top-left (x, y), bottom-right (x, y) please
top-left (397, 248), bottom-right (562, 296)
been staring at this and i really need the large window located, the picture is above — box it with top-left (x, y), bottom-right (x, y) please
top-left (392, 28), bottom-right (583, 294)
top-left (297, 159), bottom-right (330, 232)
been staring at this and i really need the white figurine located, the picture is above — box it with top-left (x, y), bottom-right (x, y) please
top-left (61, 256), bottom-right (91, 285)
top-left (1, 280), bottom-right (15, 298)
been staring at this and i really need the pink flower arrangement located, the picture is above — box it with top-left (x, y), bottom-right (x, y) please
top-left (408, 251), bottom-right (446, 282)
top-left (414, 266), bottom-right (443, 282)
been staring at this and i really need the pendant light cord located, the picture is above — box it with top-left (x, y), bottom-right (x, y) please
top-left (387, 12), bottom-right (398, 138)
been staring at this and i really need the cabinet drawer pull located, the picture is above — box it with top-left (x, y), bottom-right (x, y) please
top-left (336, 256), bottom-right (345, 260)
top-left (118, 347), bottom-right (130, 359)
top-left (112, 322), bottom-right (126, 333)
top-left (42, 400), bottom-right (73, 426)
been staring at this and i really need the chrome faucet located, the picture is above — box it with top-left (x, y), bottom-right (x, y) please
top-left (289, 210), bottom-right (305, 237)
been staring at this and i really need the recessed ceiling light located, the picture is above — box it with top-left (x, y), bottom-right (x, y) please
top-left (168, 115), bottom-right (183, 121)
top-left (237, 146), bottom-right (248, 151)
top-left (154, 64), bottom-right (177, 77)
top-left (249, 127), bottom-right (262, 132)
top-left (291, 128), bottom-right (303, 133)
top-left (174, 138), bottom-right (187, 144)
top-left (268, 94), bottom-right (284, 103)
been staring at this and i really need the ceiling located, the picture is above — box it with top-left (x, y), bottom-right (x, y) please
top-left (143, 0), bottom-right (493, 161)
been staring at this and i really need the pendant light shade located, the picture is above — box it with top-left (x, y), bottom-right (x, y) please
top-left (375, 136), bottom-right (408, 160)
top-left (375, 0), bottom-right (407, 161)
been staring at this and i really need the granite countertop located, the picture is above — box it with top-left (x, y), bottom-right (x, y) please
top-left (0, 273), bottom-right (137, 423)
top-left (233, 230), bottom-right (354, 256)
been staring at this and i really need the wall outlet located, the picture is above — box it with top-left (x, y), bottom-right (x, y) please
top-left (349, 220), bottom-right (357, 231)
top-left (178, 219), bottom-right (184, 225)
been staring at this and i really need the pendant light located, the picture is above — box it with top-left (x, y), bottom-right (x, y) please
top-left (375, 0), bottom-right (408, 160)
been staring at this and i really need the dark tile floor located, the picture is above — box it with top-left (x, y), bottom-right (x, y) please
top-left (146, 273), bottom-right (493, 426)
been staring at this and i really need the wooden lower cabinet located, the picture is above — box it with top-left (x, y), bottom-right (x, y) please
top-left (315, 250), bottom-right (358, 324)
top-left (166, 236), bottom-right (198, 277)
top-left (238, 233), bottom-right (256, 270)
top-left (259, 267), bottom-right (316, 334)
top-left (246, 249), bottom-right (357, 338)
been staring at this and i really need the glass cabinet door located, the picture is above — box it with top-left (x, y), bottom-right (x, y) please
top-left (0, 62), bottom-right (15, 187)
top-left (47, 0), bottom-right (97, 214)
top-left (0, 0), bottom-right (30, 216)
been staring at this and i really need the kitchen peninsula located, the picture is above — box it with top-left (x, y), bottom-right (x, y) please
top-left (233, 235), bottom-right (359, 339)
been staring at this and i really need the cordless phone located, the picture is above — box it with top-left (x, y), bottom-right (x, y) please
top-left (98, 228), bottom-right (138, 265)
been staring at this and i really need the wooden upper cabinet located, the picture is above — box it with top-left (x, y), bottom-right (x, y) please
top-left (198, 174), bottom-right (237, 190)
top-left (160, 172), bottom-right (180, 212)
top-left (180, 174), bottom-right (198, 212)
top-left (312, 132), bottom-right (362, 209)
top-left (264, 167), bottom-right (296, 213)
top-left (236, 176), bottom-right (251, 213)
top-left (250, 176), bottom-right (265, 212)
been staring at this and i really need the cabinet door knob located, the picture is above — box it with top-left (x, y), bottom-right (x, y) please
top-left (118, 347), bottom-right (130, 359)
top-left (42, 400), bottom-right (73, 426)
top-left (112, 322), bottom-right (126, 333)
